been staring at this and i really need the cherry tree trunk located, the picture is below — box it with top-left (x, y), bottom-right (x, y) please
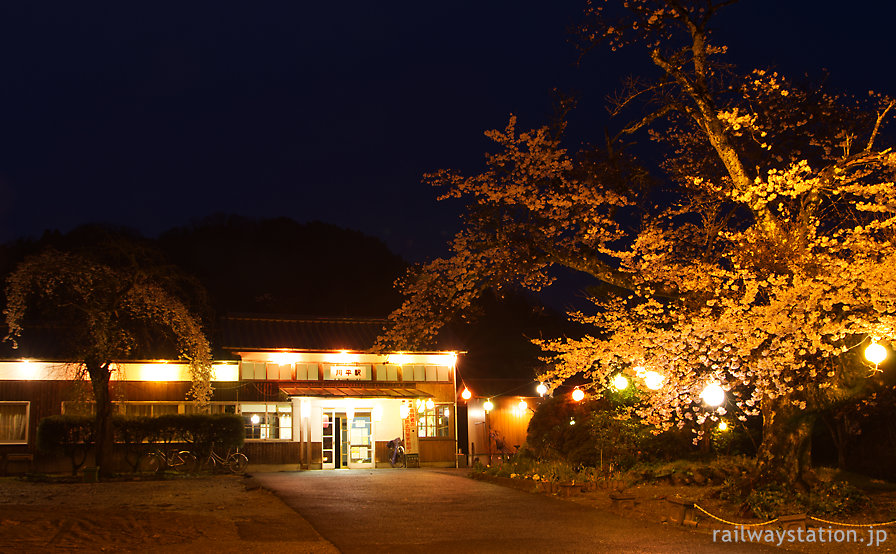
top-left (754, 395), bottom-right (816, 489)
top-left (88, 366), bottom-right (115, 477)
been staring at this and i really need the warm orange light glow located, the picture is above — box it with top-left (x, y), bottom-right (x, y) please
top-left (572, 388), bottom-right (585, 402)
top-left (518, 399), bottom-right (528, 412)
top-left (426, 398), bottom-right (435, 410)
top-left (644, 371), bottom-right (664, 390)
top-left (483, 399), bottom-right (494, 412)
top-left (399, 403), bottom-right (410, 419)
top-left (612, 374), bottom-right (629, 390)
top-left (701, 383), bottom-right (726, 406)
top-left (270, 352), bottom-right (298, 366)
top-left (536, 383), bottom-right (548, 396)
top-left (865, 341), bottom-right (888, 365)
top-left (387, 353), bottom-right (409, 365)
top-left (718, 421), bottom-right (729, 432)
top-left (461, 388), bottom-right (472, 400)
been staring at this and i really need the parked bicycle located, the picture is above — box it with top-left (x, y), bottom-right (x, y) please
top-left (137, 448), bottom-right (197, 474)
top-left (387, 437), bottom-right (406, 468)
top-left (200, 447), bottom-right (249, 474)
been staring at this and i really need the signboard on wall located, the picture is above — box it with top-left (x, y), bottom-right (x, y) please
top-left (327, 365), bottom-right (370, 380)
top-left (402, 401), bottom-right (419, 454)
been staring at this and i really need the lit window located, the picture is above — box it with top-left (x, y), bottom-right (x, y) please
top-left (417, 404), bottom-right (451, 438)
top-left (0, 402), bottom-right (29, 444)
top-left (241, 403), bottom-right (292, 440)
top-left (61, 401), bottom-right (238, 417)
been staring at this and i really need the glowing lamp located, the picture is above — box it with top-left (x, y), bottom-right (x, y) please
top-left (865, 342), bottom-right (888, 365)
top-left (461, 388), bottom-right (472, 400)
top-left (571, 388), bottom-right (585, 402)
top-left (518, 399), bottom-right (528, 412)
top-left (387, 353), bottom-right (409, 365)
top-left (701, 383), bottom-right (726, 407)
top-left (536, 383), bottom-right (548, 397)
top-left (426, 398), bottom-right (435, 410)
top-left (612, 374), bottom-right (629, 391)
top-left (443, 407), bottom-right (450, 418)
top-left (644, 371), bottom-right (664, 390)
top-left (718, 421), bottom-right (729, 432)
top-left (399, 404), bottom-right (410, 419)
top-left (250, 414), bottom-right (260, 425)
top-left (569, 417), bottom-right (576, 425)
top-left (483, 399), bottom-right (494, 412)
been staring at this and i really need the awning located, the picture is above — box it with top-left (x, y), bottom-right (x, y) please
top-left (279, 386), bottom-right (433, 398)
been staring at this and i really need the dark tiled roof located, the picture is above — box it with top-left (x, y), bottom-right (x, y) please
top-left (220, 314), bottom-right (387, 352)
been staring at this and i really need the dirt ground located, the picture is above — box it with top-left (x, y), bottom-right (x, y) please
top-left (5, 471), bottom-right (896, 552)
top-left (0, 474), bottom-right (337, 553)
top-left (561, 481), bottom-right (896, 553)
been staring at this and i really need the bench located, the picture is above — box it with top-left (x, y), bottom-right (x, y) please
top-left (1, 452), bottom-right (34, 475)
top-left (665, 497), bottom-right (698, 526)
top-left (777, 513), bottom-right (808, 531)
top-left (609, 492), bottom-right (636, 510)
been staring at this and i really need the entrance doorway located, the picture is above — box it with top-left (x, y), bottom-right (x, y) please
top-left (322, 410), bottom-right (373, 469)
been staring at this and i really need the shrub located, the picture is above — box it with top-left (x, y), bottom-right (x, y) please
top-left (745, 483), bottom-right (790, 519)
top-left (37, 415), bottom-right (95, 475)
top-left (801, 481), bottom-right (870, 516)
top-left (38, 413), bottom-right (245, 474)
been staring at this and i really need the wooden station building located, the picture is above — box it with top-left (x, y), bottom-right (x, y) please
top-left (0, 315), bottom-right (461, 472)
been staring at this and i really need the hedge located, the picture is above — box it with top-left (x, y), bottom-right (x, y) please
top-left (37, 414), bottom-right (245, 474)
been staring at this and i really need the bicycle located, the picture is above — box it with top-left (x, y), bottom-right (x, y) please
top-left (387, 437), bottom-right (406, 468)
top-left (137, 448), bottom-right (197, 474)
top-left (200, 447), bottom-right (249, 473)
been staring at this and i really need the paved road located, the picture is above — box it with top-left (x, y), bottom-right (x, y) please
top-left (253, 469), bottom-right (776, 553)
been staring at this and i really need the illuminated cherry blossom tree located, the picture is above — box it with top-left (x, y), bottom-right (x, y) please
top-left (4, 248), bottom-right (213, 476)
top-left (379, 0), bottom-right (896, 486)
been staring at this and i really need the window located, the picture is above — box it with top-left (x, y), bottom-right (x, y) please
top-left (241, 402), bottom-right (292, 440)
top-left (417, 403), bottom-right (450, 438)
top-left (0, 402), bottom-right (29, 444)
top-left (61, 401), bottom-right (238, 417)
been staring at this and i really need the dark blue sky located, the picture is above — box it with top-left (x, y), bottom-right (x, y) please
top-left (1, 1), bottom-right (893, 262)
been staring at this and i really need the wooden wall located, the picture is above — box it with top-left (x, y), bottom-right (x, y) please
top-left (240, 441), bottom-right (300, 465)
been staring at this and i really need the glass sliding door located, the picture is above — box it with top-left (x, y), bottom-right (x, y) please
top-left (348, 413), bottom-right (373, 469)
top-left (322, 408), bottom-right (374, 469)
top-left (322, 411), bottom-right (335, 469)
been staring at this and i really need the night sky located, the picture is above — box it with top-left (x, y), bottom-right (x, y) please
top-left (1, 1), bottom-right (894, 262)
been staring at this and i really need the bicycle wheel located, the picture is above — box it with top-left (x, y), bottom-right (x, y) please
top-left (174, 451), bottom-right (197, 473)
top-left (137, 452), bottom-right (162, 474)
top-left (396, 450), bottom-right (406, 468)
top-left (227, 453), bottom-right (249, 474)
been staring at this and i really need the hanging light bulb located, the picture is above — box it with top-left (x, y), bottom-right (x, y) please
top-left (644, 371), bottom-right (664, 390)
top-left (718, 421), bottom-right (729, 432)
top-left (518, 399), bottom-right (528, 412)
top-left (572, 388), bottom-right (585, 402)
top-left (399, 403), bottom-right (410, 419)
top-left (483, 399), bottom-right (494, 412)
top-left (461, 387), bottom-right (472, 400)
top-left (701, 383), bottom-right (726, 407)
top-left (865, 341), bottom-right (888, 365)
top-left (426, 398), bottom-right (435, 410)
top-left (536, 383), bottom-right (548, 397)
top-left (612, 374), bottom-right (629, 391)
